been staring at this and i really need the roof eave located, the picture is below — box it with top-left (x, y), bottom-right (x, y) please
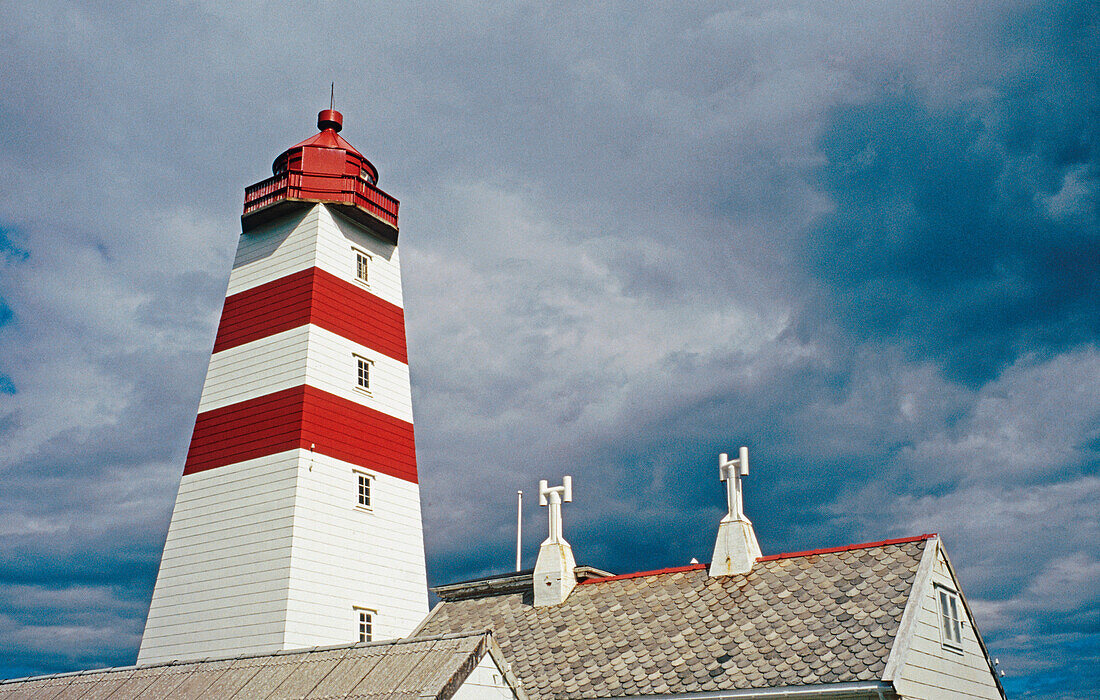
top-left (597, 680), bottom-right (897, 699)
top-left (880, 535), bottom-right (939, 682)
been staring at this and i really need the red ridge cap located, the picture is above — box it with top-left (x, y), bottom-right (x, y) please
top-left (578, 563), bottom-right (706, 585)
top-left (576, 533), bottom-right (937, 586)
top-left (756, 533), bottom-right (937, 562)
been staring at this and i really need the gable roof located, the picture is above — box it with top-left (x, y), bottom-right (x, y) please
top-left (415, 536), bottom-right (936, 699)
top-left (0, 631), bottom-right (519, 700)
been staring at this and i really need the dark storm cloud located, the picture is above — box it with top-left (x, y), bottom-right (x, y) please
top-left (799, 7), bottom-right (1100, 386)
top-left (0, 2), bottom-right (1097, 698)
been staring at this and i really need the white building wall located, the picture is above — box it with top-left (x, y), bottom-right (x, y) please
top-left (319, 206), bottom-right (404, 308)
top-left (227, 207), bottom-right (320, 295)
top-left (282, 451), bottom-right (428, 647)
top-left (138, 451), bottom-right (300, 664)
top-left (140, 203), bottom-right (425, 662)
top-left (227, 204), bottom-right (403, 308)
top-left (451, 653), bottom-right (521, 700)
top-left (196, 325), bottom-right (413, 423)
top-left (195, 327), bottom-right (310, 413)
top-left (304, 326), bottom-right (413, 422)
top-left (894, 545), bottom-right (1002, 699)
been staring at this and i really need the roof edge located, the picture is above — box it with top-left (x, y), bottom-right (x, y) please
top-left (578, 563), bottom-right (706, 585)
top-left (432, 565), bottom-right (612, 601)
top-left (483, 634), bottom-right (529, 700)
top-left (578, 533), bottom-right (937, 587)
top-left (0, 630), bottom-right (496, 685)
top-left (599, 680), bottom-right (896, 699)
top-left (881, 534), bottom-right (940, 682)
top-left (756, 533), bottom-right (937, 562)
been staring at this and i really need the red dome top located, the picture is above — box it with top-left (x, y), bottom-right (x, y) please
top-left (271, 109), bottom-right (379, 185)
top-left (242, 110), bottom-right (400, 244)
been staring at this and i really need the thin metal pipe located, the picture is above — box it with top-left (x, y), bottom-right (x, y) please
top-left (516, 490), bottom-right (523, 571)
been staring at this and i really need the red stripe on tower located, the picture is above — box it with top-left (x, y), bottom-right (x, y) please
top-left (140, 108), bottom-right (429, 664)
top-left (184, 385), bottom-right (418, 482)
top-left (213, 266), bottom-right (409, 362)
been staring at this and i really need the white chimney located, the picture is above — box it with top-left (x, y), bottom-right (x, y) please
top-left (709, 448), bottom-right (762, 576)
top-left (533, 476), bottom-right (577, 606)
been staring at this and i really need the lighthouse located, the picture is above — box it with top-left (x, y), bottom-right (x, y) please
top-left (137, 109), bottom-right (427, 664)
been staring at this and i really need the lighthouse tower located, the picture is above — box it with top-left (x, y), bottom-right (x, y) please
top-left (137, 109), bottom-right (427, 664)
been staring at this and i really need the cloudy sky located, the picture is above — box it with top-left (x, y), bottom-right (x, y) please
top-left (0, 1), bottom-right (1096, 697)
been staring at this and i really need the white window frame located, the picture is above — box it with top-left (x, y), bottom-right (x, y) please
top-left (936, 584), bottom-right (964, 652)
top-left (355, 607), bottom-right (375, 643)
top-left (353, 247), bottom-right (371, 288)
top-left (355, 354), bottom-right (373, 395)
top-left (355, 470), bottom-right (373, 511)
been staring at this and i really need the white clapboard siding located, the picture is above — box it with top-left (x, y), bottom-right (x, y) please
top-left (141, 198), bottom-right (425, 664)
top-left (282, 451), bottom-right (428, 647)
top-left (196, 325), bottom-right (413, 424)
top-left (893, 542), bottom-right (1003, 699)
top-left (226, 204), bottom-right (403, 308)
top-left (137, 451), bottom-right (300, 664)
top-left (140, 449), bottom-right (429, 662)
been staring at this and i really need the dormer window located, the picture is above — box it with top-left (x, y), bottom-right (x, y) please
top-left (937, 586), bottom-right (964, 652)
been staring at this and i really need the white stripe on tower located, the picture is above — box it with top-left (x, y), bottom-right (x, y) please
top-left (139, 112), bottom-right (426, 664)
top-left (196, 325), bottom-right (414, 422)
top-left (227, 203), bottom-right (404, 306)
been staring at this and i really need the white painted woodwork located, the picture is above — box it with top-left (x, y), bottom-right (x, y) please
top-left (892, 541), bottom-right (1003, 699)
top-left (227, 204), bottom-right (404, 308)
top-left (139, 449), bottom-right (428, 663)
top-left (709, 448), bottom-right (761, 577)
top-left (140, 205), bottom-right (426, 664)
top-left (452, 653), bottom-right (520, 700)
top-left (534, 477), bottom-right (577, 606)
top-left (196, 325), bottom-right (414, 424)
top-left (283, 450), bottom-right (428, 648)
top-left (138, 451), bottom-right (299, 663)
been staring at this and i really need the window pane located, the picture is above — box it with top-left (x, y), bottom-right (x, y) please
top-left (949, 595), bottom-right (961, 642)
top-left (358, 610), bottom-right (373, 642)
top-left (358, 475), bottom-right (371, 507)
top-left (356, 252), bottom-right (369, 283)
top-left (357, 358), bottom-right (370, 390)
top-left (940, 591), bottom-right (952, 639)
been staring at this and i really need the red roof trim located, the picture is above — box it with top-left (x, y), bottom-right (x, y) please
top-left (578, 563), bottom-right (706, 585)
top-left (755, 533), bottom-right (937, 562)
top-left (577, 533), bottom-right (937, 585)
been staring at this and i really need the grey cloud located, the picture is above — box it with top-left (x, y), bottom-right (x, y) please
top-left (0, 3), bottom-right (1096, 699)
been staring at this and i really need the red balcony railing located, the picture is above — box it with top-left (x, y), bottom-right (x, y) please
top-left (244, 172), bottom-right (400, 228)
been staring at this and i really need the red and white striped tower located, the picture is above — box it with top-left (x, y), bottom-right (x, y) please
top-left (138, 109), bottom-right (427, 664)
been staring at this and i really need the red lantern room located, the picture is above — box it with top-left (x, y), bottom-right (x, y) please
top-left (242, 109), bottom-right (400, 244)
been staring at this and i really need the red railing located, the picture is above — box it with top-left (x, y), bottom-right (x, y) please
top-left (244, 172), bottom-right (400, 227)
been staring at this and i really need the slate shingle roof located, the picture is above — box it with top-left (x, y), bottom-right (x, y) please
top-left (0, 631), bottom-right (510, 700)
top-left (416, 538), bottom-right (931, 699)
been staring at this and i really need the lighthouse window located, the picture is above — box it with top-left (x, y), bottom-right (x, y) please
top-left (355, 608), bottom-right (374, 643)
top-left (355, 355), bottom-right (373, 393)
top-left (355, 472), bottom-right (372, 509)
top-left (354, 248), bottom-right (371, 286)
